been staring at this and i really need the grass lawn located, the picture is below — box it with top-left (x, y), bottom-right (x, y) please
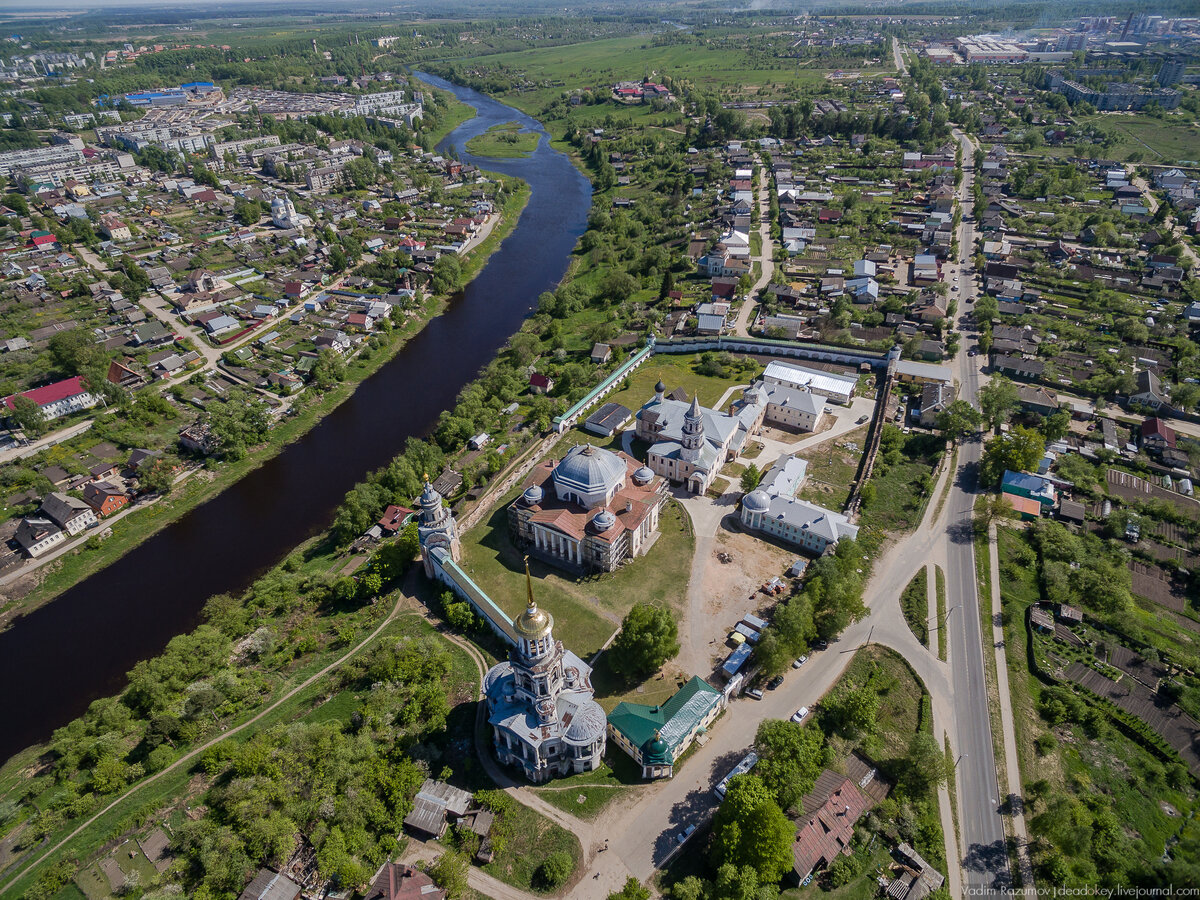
top-left (457, 488), bottom-right (694, 660)
top-left (465, 121), bottom-right (541, 158)
top-left (935, 565), bottom-right (947, 662)
top-left (900, 567), bottom-right (929, 647)
top-left (863, 433), bottom-right (942, 532)
top-left (482, 801), bottom-right (582, 893)
top-left (797, 427), bottom-right (868, 509)
top-left (1076, 113), bottom-right (1200, 164)
top-left (825, 645), bottom-right (927, 764)
top-left (599, 355), bottom-right (761, 414)
top-left (528, 757), bottom-right (642, 819)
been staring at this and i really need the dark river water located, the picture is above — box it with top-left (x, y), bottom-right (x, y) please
top-left (0, 73), bottom-right (591, 763)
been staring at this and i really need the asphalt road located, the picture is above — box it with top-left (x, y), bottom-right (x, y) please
top-left (945, 129), bottom-right (1013, 895)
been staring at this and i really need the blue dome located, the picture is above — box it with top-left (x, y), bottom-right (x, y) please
top-left (633, 465), bottom-right (654, 485)
top-left (562, 699), bottom-right (607, 746)
top-left (553, 444), bottom-right (626, 496)
top-left (523, 484), bottom-right (544, 506)
top-left (592, 509), bottom-right (616, 532)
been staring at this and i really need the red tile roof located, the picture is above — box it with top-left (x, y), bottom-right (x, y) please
top-left (3, 376), bottom-right (89, 411)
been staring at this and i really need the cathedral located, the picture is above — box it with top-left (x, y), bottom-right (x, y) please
top-left (482, 562), bottom-right (608, 783)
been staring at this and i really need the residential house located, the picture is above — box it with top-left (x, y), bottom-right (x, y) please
top-left (1141, 417), bottom-right (1176, 452)
top-left (41, 491), bottom-right (98, 535)
top-left (791, 770), bottom-right (871, 880)
top-left (83, 481), bottom-right (129, 517)
top-left (1131, 369), bottom-right (1167, 410)
top-left (529, 373), bottom-right (553, 394)
top-left (236, 869), bottom-right (302, 900)
top-left (15, 517), bottom-right (65, 558)
top-left (363, 863), bottom-right (446, 900)
top-left (3, 375), bottom-right (98, 422)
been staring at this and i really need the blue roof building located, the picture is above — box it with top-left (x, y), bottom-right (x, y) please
top-left (1001, 470), bottom-right (1056, 507)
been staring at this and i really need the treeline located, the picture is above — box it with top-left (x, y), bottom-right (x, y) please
top-left (753, 538), bottom-right (870, 677)
top-left (12, 527), bottom-right (420, 898)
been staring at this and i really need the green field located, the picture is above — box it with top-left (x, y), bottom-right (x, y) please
top-left (465, 121), bottom-right (542, 158)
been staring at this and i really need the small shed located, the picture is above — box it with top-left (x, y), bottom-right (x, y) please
top-left (403, 779), bottom-right (473, 840)
top-left (590, 343), bottom-right (612, 364)
top-left (1030, 606), bottom-right (1055, 634)
top-left (1057, 499), bottom-right (1085, 525)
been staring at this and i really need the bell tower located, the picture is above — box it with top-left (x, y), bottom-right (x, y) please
top-left (417, 475), bottom-right (460, 577)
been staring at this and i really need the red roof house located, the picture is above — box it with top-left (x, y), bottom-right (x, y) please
top-left (529, 373), bottom-right (553, 394)
top-left (3, 375), bottom-right (92, 415)
top-left (364, 863), bottom-right (446, 900)
top-left (378, 505), bottom-right (414, 534)
top-left (1142, 417), bottom-right (1176, 451)
top-left (30, 231), bottom-right (57, 248)
top-left (792, 772), bottom-right (870, 880)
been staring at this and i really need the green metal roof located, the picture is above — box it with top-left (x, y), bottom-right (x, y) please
top-left (608, 676), bottom-right (721, 756)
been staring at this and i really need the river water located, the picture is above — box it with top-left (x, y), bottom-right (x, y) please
top-left (0, 74), bottom-right (591, 763)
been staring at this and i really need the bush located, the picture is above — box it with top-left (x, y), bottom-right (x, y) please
top-left (535, 849), bottom-right (574, 890)
top-left (1034, 733), bottom-right (1057, 756)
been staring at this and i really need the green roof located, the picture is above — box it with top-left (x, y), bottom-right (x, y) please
top-left (608, 676), bottom-right (721, 756)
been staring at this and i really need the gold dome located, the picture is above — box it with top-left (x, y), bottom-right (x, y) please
top-left (514, 557), bottom-right (554, 639)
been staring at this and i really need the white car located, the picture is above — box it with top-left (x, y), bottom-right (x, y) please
top-left (676, 824), bottom-right (697, 844)
top-left (791, 706), bottom-right (810, 723)
top-left (792, 655), bottom-right (809, 668)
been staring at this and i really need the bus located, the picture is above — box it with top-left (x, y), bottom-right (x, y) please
top-left (713, 751), bottom-right (759, 800)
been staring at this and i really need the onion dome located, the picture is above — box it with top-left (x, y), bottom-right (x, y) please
top-left (513, 557), bottom-right (554, 640)
top-left (562, 699), bottom-right (607, 746)
top-left (633, 465), bottom-right (654, 486)
top-left (523, 483), bottom-right (544, 506)
top-left (743, 489), bottom-right (771, 513)
top-left (592, 509), bottom-right (616, 532)
top-left (655, 380), bottom-right (666, 394)
top-left (641, 730), bottom-right (672, 766)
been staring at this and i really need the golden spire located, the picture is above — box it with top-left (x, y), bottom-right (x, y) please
top-left (524, 555), bottom-right (535, 610)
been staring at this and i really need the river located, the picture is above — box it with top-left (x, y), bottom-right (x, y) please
top-left (0, 74), bottom-right (591, 764)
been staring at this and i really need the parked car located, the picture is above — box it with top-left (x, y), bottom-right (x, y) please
top-left (676, 824), bottom-right (697, 845)
top-left (767, 675), bottom-right (784, 690)
top-left (792, 655), bottom-right (809, 668)
top-left (856, 414), bottom-right (869, 424)
top-left (746, 688), bottom-right (764, 700)
top-left (790, 706), bottom-right (810, 723)
top-left (815, 639), bottom-right (828, 650)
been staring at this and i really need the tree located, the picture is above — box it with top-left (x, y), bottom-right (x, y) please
top-left (1042, 409), bottom-right (1070, 442)
top-left (608, 602), bottom-right (679, 678)
top-left (140, 457), bottom-right (176, 496)
top-left (974, 493), bottom-right (1014, 532)
top-left (935, 399), bottom-right (982, 439)
top-left (904, 731), bottom-right (948, 794)
top-left (535, 850), bottom-right (573, 890)
top-left (608, 878), bottom-right (651, 900)
top-left (48, 328), bottom-right (104, 375)
top-left (740, 462), bottom-right (762, 493)
top-left (427, 849), bottom-right (469, 899)
top-left (980, 426), bottom-right (1045, 486)
top-left (827, 683), bottom-right (878, 737)
top-left (9, 394), bottom-right (45, 436)
top-left (233, 199), bottom-right (262, 226)
top-left (978, 375), bottom-right (1019, 431)
top-left (754, 719), bottom-right (827, 811)
top-left (712, 774), bottom-right (796, 883)
top-left (429, 255), bottom-right (462, 295)
top-left (312, 349), bottom-right (346, 391)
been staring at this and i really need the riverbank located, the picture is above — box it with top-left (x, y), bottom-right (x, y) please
top-left (0, 177), bottom-right (532, 629)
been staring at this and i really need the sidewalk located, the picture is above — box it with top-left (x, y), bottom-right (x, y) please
top-left (987, 523), bottom-right (1036, 891)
